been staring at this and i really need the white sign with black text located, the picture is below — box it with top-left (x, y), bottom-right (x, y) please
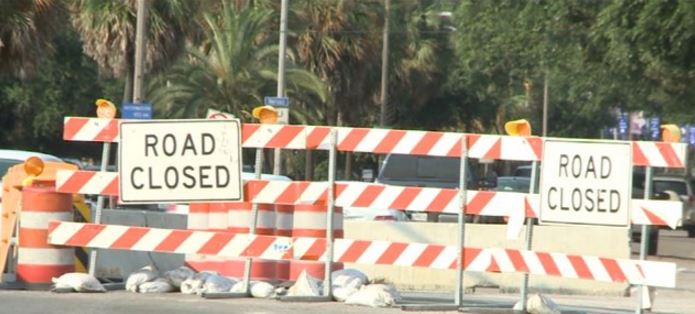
top-left (539, 139), bottom-right (632, 227)
top-left (119, 120), bottom-right (243, 203)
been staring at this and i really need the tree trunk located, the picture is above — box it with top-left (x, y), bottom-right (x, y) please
top-left (344, 152), bottom-right (352, 180)
top-left (122, 68), bottom-right (134, 104)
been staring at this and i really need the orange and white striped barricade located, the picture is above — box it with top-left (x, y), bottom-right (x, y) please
top-left (226, 202), bottom-right (276, 282)
top-left (18, 183), bottom-right (74, 286)
top-left (288, 204), bottom-right (343, 282)
top-left (60, 117), bottom-right (687, 309)
top-left (46, 221), bottom-right (678, 289)
top-left (274, 204), bottom-right (293, 281)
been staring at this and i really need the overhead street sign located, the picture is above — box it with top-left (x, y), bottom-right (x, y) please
top-left (122, 102), bottom-right (153, 120)
top-left (264, 96), bottom-right (289, 108)
top-left (539, 139), bottom-right (632, 227)
top-left (119, 119), bottom-right (243, 204)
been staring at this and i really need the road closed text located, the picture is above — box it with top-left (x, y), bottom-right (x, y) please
top-left (129, 133), bottom-right (231, 190)
top-left (119, 120), bottom-right (242, 203)
top-left (539, 140), bottom-right (631, 226)
top-left (546, 155), bottom-right (620, 213)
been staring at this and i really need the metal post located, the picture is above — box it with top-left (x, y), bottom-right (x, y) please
top-left (323, 129), bottom-right (337, 297)
top-left (636, 166), bottom-right (653, 313)
top-left (379, 0), bottom-right (390, 127)
top-left (455, 135), bottom-right (468, 306)
top-left (520, 160), bottom-right (539, 312)
top-left (133, 0), bottom-right (149, 104)
top-left (542, 73), bottom-right (548, 137)
top-left (88, 143), bottom-right (110, 276)
top-left (243, 148), bottom-right (263, 294)
top-left (273, 0), bottom-right (288, 175)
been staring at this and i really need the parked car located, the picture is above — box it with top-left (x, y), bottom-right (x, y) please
top-left (494, 176), bottom-right (531, 193)
top-left (632, 172), bottom-right (695, 236)
top-left (344, 154), bottom-right (479, 222)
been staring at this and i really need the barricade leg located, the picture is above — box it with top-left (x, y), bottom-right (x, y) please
top-left (637, 167), bottom-right (654, 313)
top-left (519, 160), bottom-right (539, 312)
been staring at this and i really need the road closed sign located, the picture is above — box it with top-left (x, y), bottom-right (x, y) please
top-left (119, 120), bottom-right (243, 204)
top-left (539, 139), bottom-right (632, 227)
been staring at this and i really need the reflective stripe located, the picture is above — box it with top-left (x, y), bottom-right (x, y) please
top-left (18, 247), bottom-right (74, 265)
top-left (20, 212), bottom-right (73, 229)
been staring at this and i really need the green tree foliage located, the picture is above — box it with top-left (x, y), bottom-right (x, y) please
top-left (594, 0), bottom-right (695, 123)
top-left (148, 0), bottom-right (326, 120)
top-left (0, 25), bottom-right (120, 156)
top-left (70, 0), bottom-right (201, 103)
top-left (0, 0), bottom-right (64, 77)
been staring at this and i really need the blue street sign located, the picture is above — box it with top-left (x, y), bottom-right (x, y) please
top-left (681, 125), bottom-right (689, 143)
top-left (649, 117), bottom-right (660, 140)
top-left (689, 126), bottom-right (695, 146)
top-left (264, 96), bottom-right (289, 108)
top-left (122, 102), bottom-right (153, 120)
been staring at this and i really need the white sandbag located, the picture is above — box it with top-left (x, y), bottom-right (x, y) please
top-left (52, 273), bottom-right (106, 293)
top-left (513, 294), bottom-right (560, 314)
top-left (333, 286), bottom-right (359, 302)
top-left (250, 281), bottom-right (275, 298)
top-left (125, 265), bottom-right (158, 293)
top-left (331, 269), bottom-right (368, 289)
top-left (180, 271), bottom-right (217, 295)
top-left (202, 274), bottom-right (237, 294)
top-left (229, 280), bottom-right (247, 293)
top-left (138, 278), bottom-right (175, 293)
top-left (344, 284), bottom-right (401, 308)
top-left (163, 266), bottom-right (195, 288)
top-left (286, 270), bottom-right (321, 297)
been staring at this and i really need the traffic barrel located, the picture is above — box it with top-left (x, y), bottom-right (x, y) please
top-left (17, 183), bottom-right (74, 285)
top-left (274, 204), bottom-right (294, 281)
top-left (223, 202), bottom-right (276, 282)
top-left (288, 204), bottom-right (343, 281)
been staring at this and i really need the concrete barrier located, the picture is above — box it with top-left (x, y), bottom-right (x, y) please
top-left (343, 221), bottom-right (630, 296)
top-left (93, 209), bottom-right (186, 279)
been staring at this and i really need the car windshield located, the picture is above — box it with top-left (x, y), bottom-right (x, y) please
top-left (0, 159), bottom-right (22, 178)
top-left (495, 177), bottom-right (530, 192)
top-left (653, 180), bottom-right (688, 196)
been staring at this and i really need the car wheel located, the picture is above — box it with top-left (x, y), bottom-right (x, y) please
top-left (687, 226), bottom-right (695, 238)
top-left (648, 230), bottom-right (659, 256)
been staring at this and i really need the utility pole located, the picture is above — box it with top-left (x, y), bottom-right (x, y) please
top-left (90, 0), bottom-right (148, 277)
top-left (379, 0), bottom-right (390, 127)
top-left (273, 0), bottom-right (288, 176)
top-left (133, 0), bottom-right (149, 104)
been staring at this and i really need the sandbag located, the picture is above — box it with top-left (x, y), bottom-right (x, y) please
top-left (286, 270), bottom-right (321, 297)
top-left (138, 278), bottom-right (175, 293)
top-left (52, 273), bottom-right (106, 293)
top-left (344, 284), bottom-right (401, 307)
top-left (126, 265), bottom-right (158, 293)
top-left (180, 271), bottom-right (217, 295)
top-left (250, 281), bottom-right (275, 298)
top-left (333, 286), bottom-right (359, 302)
top-left (163, 266), bottom-right (195, 288)
top-left (203, 274), bottom-right (237, 294)
top-left (331, 269), bottom-right (368, 289)
top-left (513, 294), bottom-right (560, 314)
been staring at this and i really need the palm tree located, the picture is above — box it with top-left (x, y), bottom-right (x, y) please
top-left (149, 1), bottom-right (326, 119)
top-left (0, 0), bottom-right (64, 77)
top-left (386, 1), bottom-right (456, 127)
top-left (69, 0), bottom-right (200, 103)
top-left (291, 0), bottom-right (383, 127)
